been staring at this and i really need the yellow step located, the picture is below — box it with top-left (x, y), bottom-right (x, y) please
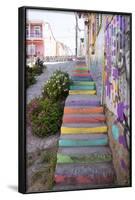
top-left (61, 126), bottom-right (107, 134)
top-left (69, 90), bottom-right (96, 95)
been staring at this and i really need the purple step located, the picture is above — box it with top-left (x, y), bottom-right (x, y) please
top-left (58, 146), bottom-right (111, 156)
top-left (65, 95), bottom-right (100, 106)
top-left (55, 162), bottom-right (115, 176)
top-left (65, 99), bottom-right (100, 106)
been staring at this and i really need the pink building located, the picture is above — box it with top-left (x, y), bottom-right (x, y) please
top-left (26, 20), bottom-right (69, 60)
top-left (26, 20), bottom-right (44, 59)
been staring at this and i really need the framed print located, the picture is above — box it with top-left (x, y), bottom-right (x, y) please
top-left (18, 6), bottom-right (132, 194)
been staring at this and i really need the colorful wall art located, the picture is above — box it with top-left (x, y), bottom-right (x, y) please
top-left (105, 109), bottom-right (130, 185)
top-left (88, 14), bottom-right (130, 185)
top-left (104, 15), bottom-right (130, 126)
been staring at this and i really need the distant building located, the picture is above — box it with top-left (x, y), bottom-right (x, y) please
top-left (26, 20), bottom-right (71, 61)
top-left (43, 23), bottom-right (56, 57)
top-left (26, 20), bottom-right (44, 59)
top-left (56, 41), bottom-right (71, 56)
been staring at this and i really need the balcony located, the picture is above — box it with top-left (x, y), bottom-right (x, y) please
top-left (26, 32), bottom-right (43, 40)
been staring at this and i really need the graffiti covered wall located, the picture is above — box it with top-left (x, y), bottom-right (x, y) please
top-left (104, 15), bottom-right (131, 185)
top-left (87, 13), bottom-right (131, 185)
top-left (104, 15), bottom-right (130, 124)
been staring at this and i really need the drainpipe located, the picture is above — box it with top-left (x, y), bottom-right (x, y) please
top-left (101, 16), bottom-right (105, 105)
top-left (75, 13), bottom-right (78, 57)
top-left (101, 51), bottom-right (105, 105)
top-left (87, 24), bottom-right (90, 70)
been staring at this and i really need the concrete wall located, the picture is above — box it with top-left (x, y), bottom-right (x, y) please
top-left (90, 15), bottom-right (105, 102)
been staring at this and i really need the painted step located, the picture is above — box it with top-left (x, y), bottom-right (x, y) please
top-left (61, 122), bottom-right (106, 127)
top-left (65, 99), bottom-right (100, 106)
top-left (57, 153), bottom-right (112, 164)
top-left (60, 133), bottom-right (108, 140)
top-left (53, 183), bottom-right (116, 191)
top-left (54, 174), bottom-right (115, 186)
top-left (58, 146), bottom-right (110, 155)
top-left (61, 123), bottom-right (107, 134)
top-left (69, 90), bottom-right (96, 95)
top-left (74, 67), bottom-right (89, 70)
top-left (59, 134), bottom-right (108, 147)
top-left (55, 162), bottom-right (115, 176)
top-left (72, 73), bottom-right (90, 77)
top-left (55, 163), bottom-right (116, 185)
top-left (72, 81), bottom-right (95, 86)
top-left (64, 106), bottom-right (104, 114)
top-left (57, 147), bottom-right (112, 163)
top-left (63, 114), bottom-right (106, 123)
top-left (70, 85), bottom-right (95, 90)
top-left (66, 94), bottom-right (99, 100)
top-left (73, 70), bottom-right (89, 73)
top-left (65, 94), bottom-right (100, 107)
top-left (58, 137), bottom-right (108, 147)
top-left (72, 76), bottom-right (93, 81)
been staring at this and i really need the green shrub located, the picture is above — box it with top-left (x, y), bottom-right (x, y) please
top-left (27, 98), bottom-right (63, 137)
top-left (32, 64), bottom-right (44, 75)
top-left (42, 70), bottom-right (70, 101)
top-left (26, 65), bottom-right (36, 87)
top-left (26, 64), bottom-right (47, 88)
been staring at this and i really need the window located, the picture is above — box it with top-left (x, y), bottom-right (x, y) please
top-left (26, 26), bottom-right (29, 37)
top-left (27, 44), bottom-right (36, 56)
top-left (34, 26), bottom-right (41, 37)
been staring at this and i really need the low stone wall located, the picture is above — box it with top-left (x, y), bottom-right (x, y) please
top-left (105, 108), bottom-right (130, 186)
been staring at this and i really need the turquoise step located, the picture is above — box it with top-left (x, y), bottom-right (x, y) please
top-left (59, 137), bottom-right (108, 147)
top-left (70, 85), bottom-right (95, 90)
top-left (72, 81), bottom-right (95, 86)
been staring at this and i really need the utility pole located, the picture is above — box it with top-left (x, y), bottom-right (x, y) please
top-left (75, 13), bottom-right (78, 57)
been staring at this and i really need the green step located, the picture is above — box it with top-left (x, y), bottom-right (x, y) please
top-left (57, 153), bottom-right (112, 164)
top-left (70, 85), bottom-right (95, 90)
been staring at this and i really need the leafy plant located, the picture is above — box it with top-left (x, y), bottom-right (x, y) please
top-left (32, 64), bottom-right (45, 76)
top-left (27, 98), bottom-right (63, 137)
top-left (26, 64), bottom-right (47, 88)
top-left (26, 65), bottom-right (36, 87)
top-left (42, 70), bottom-right (70, 101)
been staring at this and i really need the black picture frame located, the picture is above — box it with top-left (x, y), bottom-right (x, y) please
top-left (18, 6), bottom-right (132, 194)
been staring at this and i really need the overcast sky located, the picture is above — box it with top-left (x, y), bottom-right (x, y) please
top-left (26, 9), bottom-right (84, 55)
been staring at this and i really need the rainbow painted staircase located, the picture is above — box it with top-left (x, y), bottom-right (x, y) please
top-left (54, 63), bottom-right (116, 190)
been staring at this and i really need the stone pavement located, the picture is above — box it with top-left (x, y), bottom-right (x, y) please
top-left (27, 61), bottom-right (76, 103)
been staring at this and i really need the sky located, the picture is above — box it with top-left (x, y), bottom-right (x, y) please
top-left (27, 9), bottom-right (84, 55)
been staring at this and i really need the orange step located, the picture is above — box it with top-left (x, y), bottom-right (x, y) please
top-left (63, 116), bottom-right (106, 123)
top-left (64, 107), bottom-right (104, 114)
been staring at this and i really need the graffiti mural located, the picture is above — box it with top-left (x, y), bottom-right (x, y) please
top-left (104, 15), bottom-right (130, 125)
